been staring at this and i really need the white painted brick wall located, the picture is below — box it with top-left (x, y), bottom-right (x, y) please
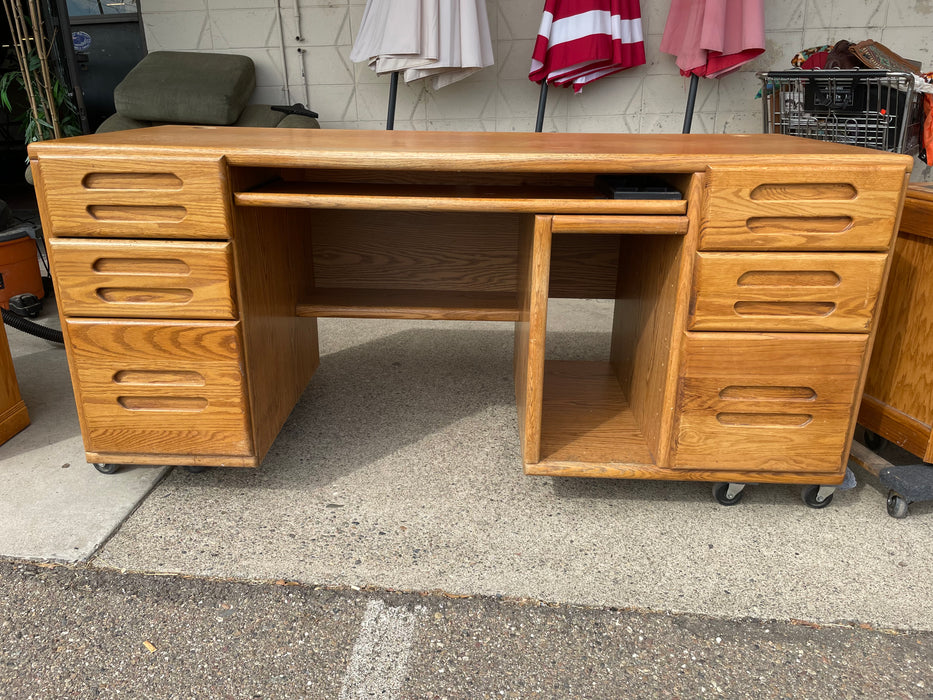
top-left (139, 0), bottom-right (933, 178)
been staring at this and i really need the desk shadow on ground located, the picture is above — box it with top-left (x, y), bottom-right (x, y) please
top-left (178, 326), bottom-right (615, 492)
top-left (94, 325), bottom-right (933, 629)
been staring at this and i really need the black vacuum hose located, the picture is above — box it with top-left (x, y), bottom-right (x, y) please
top-left (2, 307), bottom-right (64, 344)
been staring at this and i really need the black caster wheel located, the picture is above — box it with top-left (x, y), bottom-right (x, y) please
top-left (93, 462), bottom-right (120, 475)
top-left (886, 491), bottom-right (909, 519)
top-left (801, 484), bottom-right (834, 509)
top-left (712, 482), bottom-right (744, 506)
top-left (863, 429), bottom-right (885, 452)
top-left (182, 465), bottom-right (208, 474)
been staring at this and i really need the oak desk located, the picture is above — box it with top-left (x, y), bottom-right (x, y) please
top-left (29, 128), bottom-right (912, 498)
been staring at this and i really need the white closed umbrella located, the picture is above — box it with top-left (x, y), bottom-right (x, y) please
top-left (350, 0), bottom-right (494, 127)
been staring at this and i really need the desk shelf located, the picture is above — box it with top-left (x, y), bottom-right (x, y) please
top-left (235, 181), bottom-right (688, 215)
top-left (296, 288), bottom-right (520, 321)
top-left (529, 360), bottom-right (655, 477)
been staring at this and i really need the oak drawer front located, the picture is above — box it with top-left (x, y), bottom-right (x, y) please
top-left (66, 320), bottom-right (253, 457)
top-left (701, 165), bottom-right (905, 251)
top-left (670, 332), bottom-right (867, 473)
top-left (689, 252), bottom-right (886, 332)
top-left (51, 239), bottom-right (236, 319)
top-left (35, 155), bottom-right (230, 239)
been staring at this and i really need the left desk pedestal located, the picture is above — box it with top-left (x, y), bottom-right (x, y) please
top-left (0, 319), bottom-right (30, 445)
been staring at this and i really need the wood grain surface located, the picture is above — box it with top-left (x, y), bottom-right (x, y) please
top-left (515, 215), bottom-right (551, 465)
top-left (50, 239), bottom-right (237, 319)
top-left (689, 252), bottom-right (886, 332)
top-left (65, 319), bottom-right (253, 457)
top-left (231, 204), bottom-right (321, 462)
top-left (30, 127), bottom-right (915, 173)
top-left (0, 320), bottom-right (29, 446)
top-left (701, 165), bottom-right (906, 251)
top-left (34, 155), bottom-right (231, 239)
top-left (670, 332), bottom-right (867, 474)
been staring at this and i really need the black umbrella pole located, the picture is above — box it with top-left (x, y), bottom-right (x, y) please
top-left (535, 81), bottom-right (548, 133)
top-left (386, 71), bottom-right (399, 130)
top-left (682, 73), bottom-right (699, 134)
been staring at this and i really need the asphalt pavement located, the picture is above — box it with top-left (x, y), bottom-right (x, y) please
top-left (2, 560), bottom-right (932, 699)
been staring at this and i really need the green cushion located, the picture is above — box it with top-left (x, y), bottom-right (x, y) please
top-left (95, 113), bottom-right (152, 133)
top-left (233, 103), bottom-right (287, 128)
top-left (114, 51), bottom-right (255, 125)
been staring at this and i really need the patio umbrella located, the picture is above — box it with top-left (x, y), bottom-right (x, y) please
top-left (529, 0), bottom-right (645, 92)
top-left (350, 0), bottom-right (494, 127)
top-left (528, 0), bottom-right (645, 131)
top-left (660, 0), bottom-right (765, 132)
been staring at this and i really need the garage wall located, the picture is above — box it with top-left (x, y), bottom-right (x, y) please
top-left (140, 0), bottom-right (931, 175)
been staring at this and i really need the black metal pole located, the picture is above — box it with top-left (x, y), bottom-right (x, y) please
top-left (50, 0), bottom-right (90, 133)
top-left (682, 73), bottom-right (699, 134)
top-left (535, 81), bottom-right (548, 133)
top-left (386, 71), bottom-right (399, 130)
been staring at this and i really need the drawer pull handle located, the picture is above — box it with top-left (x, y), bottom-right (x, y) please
top-left (733, 301), bottom-right (835, 317)
top-left (82, 172), bottom-right (183, 190)
top-left (92, 258), bottom-right (191, 275)
top-left (117, 396), bottom-right (208, 412)
top-left (737, 270), bottom-right (840, 287)
top-left (746, 216), bottom-right (852, 233)
top-left (750, 183), bottom-right (857, 201)
top-left (113, 370), bottom-right (206, 386)
top-left (716, 412), bottom-right (813, 428)
top-left (87, 205), bottom-right (187, 223)
top-left (96, 287), bottom-right (195, 304)
top-left (720, 386), bottom-right (816, 401)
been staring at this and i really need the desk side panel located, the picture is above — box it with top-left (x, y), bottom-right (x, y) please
top-left (861, 228), bottom-right (933, 457)
top-left (610, 173), bottom-right (703, 466)
top-left (232, 204), bottom-right (320, 462)
top-left (515, 215), bottom-right (551, 465)
top-left (0, 320), bottom-right (29, 445)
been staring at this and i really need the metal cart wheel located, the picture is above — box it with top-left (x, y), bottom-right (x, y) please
top-left (93, 463), bottom-right (120, 475)
top-left (863, 429), bottom-right (885, 452)
top-left (801, 484), bottom-right (834, 509)
top-left (712, 482), bottom-right (745, 506)
top-left (886, 491), bottom-right (910, 519)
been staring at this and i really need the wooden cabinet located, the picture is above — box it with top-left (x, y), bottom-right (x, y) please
top-left (859, 183), bottom-right (933, 463)
top-left (29, 127), bottom-right (911, 490)
top-left (0, 319), bottom-right (29, 446)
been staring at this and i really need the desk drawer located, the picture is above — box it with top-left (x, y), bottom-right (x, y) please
top-left (701, 165), bottom-right (905, 251)
top-left (51, 239), bottom-right (237, 319)
top-left (670, 332), bottom-right (866, 474)
top-left (35, 155), bottom-right (230, 239)
top-left (689, 252), bottom-right (886, 332)
top-left (66, 319), bottom-right (253, 457)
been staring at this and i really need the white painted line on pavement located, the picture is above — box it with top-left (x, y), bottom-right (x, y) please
top-left (339, 600), bottom-right (421, 699)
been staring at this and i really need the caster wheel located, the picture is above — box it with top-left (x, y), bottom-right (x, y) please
top-left (712, 482), bottom-right (744, 506)
top-left (182, 465), bottom-right (207, 474)
top-left (863, 429), bottom-right (885, 452)
top-left (93, 463), bottom-right (120, 475)
top-left (802, 484), bottom-right (834, 509)
top-left (886, 491), bottom-right (909, 519)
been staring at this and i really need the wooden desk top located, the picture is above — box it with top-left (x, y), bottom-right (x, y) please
top-left (28, 126), bottom-right (915, 174)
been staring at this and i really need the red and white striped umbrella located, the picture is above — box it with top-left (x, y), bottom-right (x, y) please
top-left (529, 0), bottom-right (646, 93)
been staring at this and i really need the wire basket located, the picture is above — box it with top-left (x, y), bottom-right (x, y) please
top-left (758, 70), bottom-right (922, 156)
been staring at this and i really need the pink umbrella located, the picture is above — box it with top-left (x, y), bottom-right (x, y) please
top-left (660, 0), bottom-right (765, 131)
